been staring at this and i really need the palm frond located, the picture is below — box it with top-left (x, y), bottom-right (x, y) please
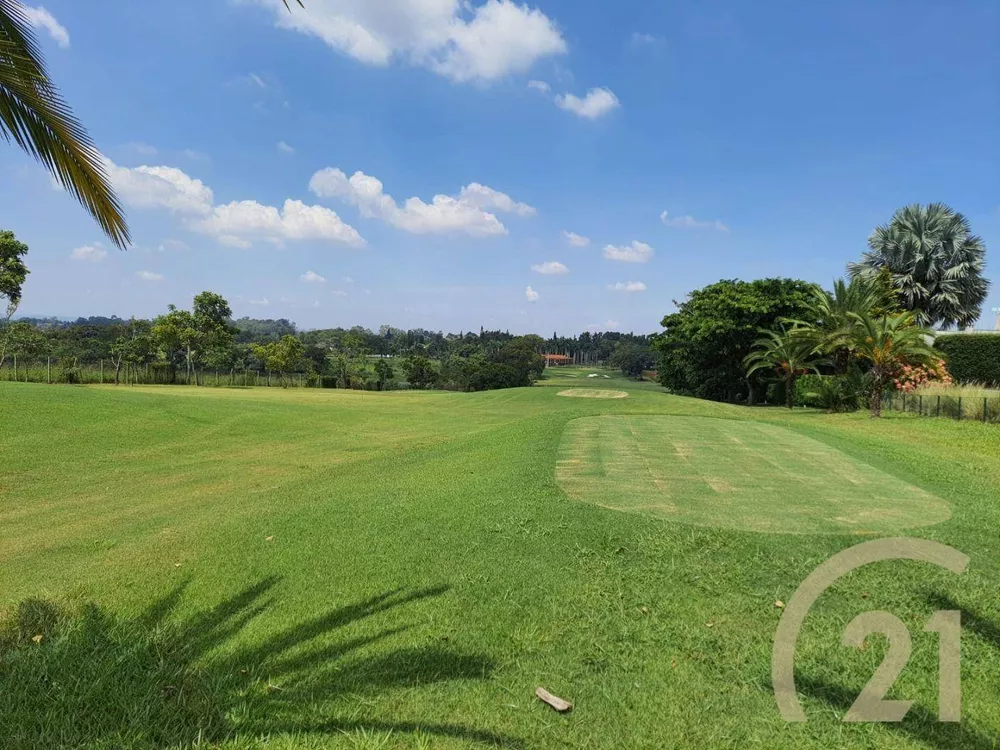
top-left (0, 0), bottom-right (129, 248)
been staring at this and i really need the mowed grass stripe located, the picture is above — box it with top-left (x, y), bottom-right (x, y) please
top-left (556, 415), bottom-right (951, 533)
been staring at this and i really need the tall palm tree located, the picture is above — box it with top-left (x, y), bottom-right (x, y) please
top-left (788, 278), bottom-right (882, 371)
top-left (848, 203), bottom-right (988, 330)
top-left (743, 328), bottom-right (824, 409)
top-left (1, 0), bottom-right (128, 247)
top-left (847, 312), bottom-right (937, 418)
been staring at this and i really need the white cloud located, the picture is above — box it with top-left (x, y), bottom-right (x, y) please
top-left (22, 6), bottom-right (69, 48)
top-left (136, 271), bottom-right (164, 282)
top-left (158, 238), bottom-right (189, 252)
top-left (531, 261), bottom-right (568, 275)
top-left (562, 230), bottom-right (590, 247)
top-left (525, 285), bottom-right (539, 302)
top-left (248, 72), bottom-right (268, 88)
top-left (630, 32), bottom-right (662, 46)
top-left (249, 297), bottom-right (270, 306)
top-left (343, 276), bottom-right (355, 284)
top-left (181, 149), bottom-right (210, 162)
top-left (555, 87), bottom-right (620, 119)
top-left (124, 141), bottom-right (159, 157)
top-left (300, 270), bottom-right (326, 283)
top-left (660, 210), bottom-right (729, 231)
top-left (331, 289), bottom-right (349, 297)
top-left (309, 168), bottom-right (533, 237)
top-left (527, 79), bottom-right (551, 93)
top-left (107, 158), bottom-right (364, 248)
top-left (196, 199), bottom-right (365, 247)
top-left (603, 240), bottom-right (654, 263)
top-left (106, 160), bottom-right (214, 216)
top-left (252, 0), bottom-right (567, 83)
top-left (609, 280), bottom-right (647, 293)
top-left (458, 183), bottom-right (535, 217)
top-left (70, 243), bottom-right (107, 262)
top-left (277, 140), bottom-right (295, 154)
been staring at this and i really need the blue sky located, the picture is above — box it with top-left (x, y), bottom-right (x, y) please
top-left (4, 0), bottom-right (998, 333)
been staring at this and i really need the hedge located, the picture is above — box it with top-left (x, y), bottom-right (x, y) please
top-left (935, 335), bottom-right (1000, 386)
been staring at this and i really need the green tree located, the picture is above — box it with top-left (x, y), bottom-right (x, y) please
top-left (252, 335), bottom-right (305, 387)
top-left (789, 278), bottom-right (882, 374)
top-left (849, 203), bottom-right (989, 329)
top-left (848, 312), bottom-right (938, 417)
top-left (743, 328), bottom-right (825, 409)
top-left (151, 306), bottom-right (199, 383)
top-left (654, 278), bottom-right (817, 403)
top-left (192, 291), bottom-right (235, 370)
top-left (609, 341), bottom-right (654, 379)
top-left (109, 318), bottom-right (152, 384)
top-left (374, 359), bottom-right (394, 391)
top-left (0, 229), bottom-right (29, 367)
top-left (0, 1), bottom-right (128, 247)
top-left (402, 354), bottom-right (437, 389)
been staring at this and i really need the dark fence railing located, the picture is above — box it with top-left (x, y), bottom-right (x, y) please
top-left (0, 359), bottom-right (311, 388)
top-left (886, 390), bottom-right (1000, 424)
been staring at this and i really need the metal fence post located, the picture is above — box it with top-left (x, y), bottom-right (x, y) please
top-left (958, 397), bottom-right (963, 420)
top-left (937, 395), bottom-right (941, 417)
top-left (919, 395), bottom-right (923, 415)
top-left (984, 398), bottom-right (988, 423)
top-left (47, 357), bottom-right (50, 384)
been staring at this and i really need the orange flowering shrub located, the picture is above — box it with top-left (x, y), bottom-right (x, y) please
top-left (894, 359), bottom-right (953, 393)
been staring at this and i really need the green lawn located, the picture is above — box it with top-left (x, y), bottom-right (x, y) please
top-left (3, 371), bottom-right (1000, 748)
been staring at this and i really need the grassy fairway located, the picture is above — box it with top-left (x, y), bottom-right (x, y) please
top-left (3, 369), bottom-right (1000, 748)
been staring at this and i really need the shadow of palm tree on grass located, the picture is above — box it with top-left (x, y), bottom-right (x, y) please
top-left (0, 580), bottom-right (517, 748)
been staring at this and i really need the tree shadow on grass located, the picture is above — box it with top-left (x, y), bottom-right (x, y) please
top-left (794, 674), bottom-right (997, 749)
top-left (0, 580), bottom-right (519, 749)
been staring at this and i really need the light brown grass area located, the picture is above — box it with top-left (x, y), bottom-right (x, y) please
top-left (556, 415), bottom-right (951, 534)
top-left (556, 389), bottom-right (629, 399)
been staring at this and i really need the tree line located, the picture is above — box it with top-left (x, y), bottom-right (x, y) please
top-left (0, 288), bottom-right (654, 391)
top-left (655, 203), bottom-right (989, 416)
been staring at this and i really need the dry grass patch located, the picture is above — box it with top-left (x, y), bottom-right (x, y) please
top-left (556, 389), bottom-right (629, 399)
top-left (556, 415), bottom-right (951, 534)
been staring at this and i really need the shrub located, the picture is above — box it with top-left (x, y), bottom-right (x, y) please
top-left (58, 363), bottom-right (81, 384)
top-left (935, 335), bottom-right (1000, 386)
top-left (796, 373), bottom-right (865, 412)
top-left (894, 359), bottom-right (951, 393)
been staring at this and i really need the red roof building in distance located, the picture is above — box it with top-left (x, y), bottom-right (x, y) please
top-left (545, 354), bottom-right (573, 366)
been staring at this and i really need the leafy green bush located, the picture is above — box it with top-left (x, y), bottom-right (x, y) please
top-left (935, 335), bottom-right (1000, 386)
top-left (796, 373), bottom-right (864, 412)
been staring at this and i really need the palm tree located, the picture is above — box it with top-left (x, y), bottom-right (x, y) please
top-left (1, 0), bottom-right (128, 247)
top-left (847, 312), bottom-right (937, 418)
top-left (788, 278), bottom-right (883, 372)
top-left (848, 203), bottom-right (988, 330)
top-left (743, 328), bottom-right (825, 408)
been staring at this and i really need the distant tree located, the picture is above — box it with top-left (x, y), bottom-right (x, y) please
top-left (374, 358), bottom-right (394, 391)
top-left (609, 341), bottom-right (655, 379)
top-left (193, 291), bottom-right (235, 368)
top-left (152, 306), bottom-right (199, 383)
top-left (654, 278), bottom-right (817, 403)
top-left (743, 328), bottom-right (825, 408)
top-left (495, 336), bottom-right (544, 385)
top-left (252, 335), bottom-right (306, 386)
top-left (848, 312), bottom-right (938, 417)
top-left (109, 318), bottom-right (152, 384)
top-left (849, 203), bottom-right (989, 329)
top-left (0, 230), bottom-right (29, 367)
top-left (2, 320), bottom-right (45, 364)
top-left (402, 354), bottom-right (438, 389)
